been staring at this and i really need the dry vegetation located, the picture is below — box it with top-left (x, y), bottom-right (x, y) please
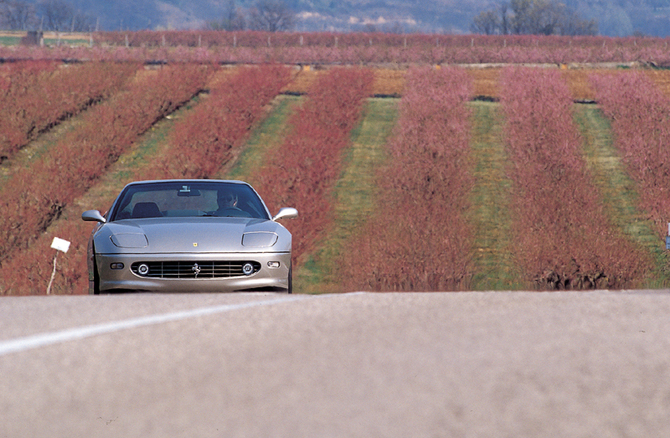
top-left (372, 68), bottom-right (405, 96)
top-left (645, 69), bottom-right (670, 98)
top-left (1, 34), bottom-right (669, 293)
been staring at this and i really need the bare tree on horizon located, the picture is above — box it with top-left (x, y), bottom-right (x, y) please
top-left (206, 0), bottom-right (246, 30)
top-left (38, 0), bottom-right (96, 31)
top-left (471, 0), bottom-right (597, 35)
top-left (0, 0), bottom-right (37, 30)
top-left (248, 0), bottom-right (295, 32)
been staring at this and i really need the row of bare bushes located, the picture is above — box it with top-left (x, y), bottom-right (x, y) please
top-left (341, 67), bottom-right (475, 291)
top-left (1, 64), bottom-right (661, 294)
top-left (79, 32), bottom-right (670, 66)
top-left (0, 65), bottom-right (291, 295)
top-left (591, 71), bottom-right (670, 240)
top-left (93, 31), bottom-right (667, 50)
top-left (0, 61), bottom-right (136, 161)
top-left (0, 64), bottom-right (211, 292)
top-left (500, 68), bottom-right (649, 289)
top-left (145, 64), bottom-right (292, 180)
top-left (253, 67), bottom-right (374, 264)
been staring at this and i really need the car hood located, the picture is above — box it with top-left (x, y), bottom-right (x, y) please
top-left (94, 217), bottom-right (291, 254)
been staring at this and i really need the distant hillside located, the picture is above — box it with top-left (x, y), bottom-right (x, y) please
top-left (23, 0), bottom-right (670, 36)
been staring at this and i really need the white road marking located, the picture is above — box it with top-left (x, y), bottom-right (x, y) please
top-left (0, 295), bottom-right (309, 357)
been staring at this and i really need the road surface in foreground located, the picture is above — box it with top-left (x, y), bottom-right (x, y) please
top-left (1, 291), bottom-right (669, 437)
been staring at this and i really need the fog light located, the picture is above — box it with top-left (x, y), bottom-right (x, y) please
top-left (267, 261), bottom-right (280, 269)
top-left (138, 264), bottom-right (150, 276)
top-left (110, 263), bottom-right (124, 270)
top-left (242, 263), bottom-right (254, 276)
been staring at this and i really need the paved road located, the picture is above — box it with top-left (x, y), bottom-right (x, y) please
top-left (1, 291), bottom-right (669, 438)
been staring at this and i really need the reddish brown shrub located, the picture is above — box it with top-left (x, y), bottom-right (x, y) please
top-left (253, 67), bottom-right (374, 264)
top-left (341, 67), bottom-right (475, 292)
top-left (591, 71), bottom-right (670, 239)
top-left (500, 67), bottom-right (649, 289)
top-left (145, 64), bottom-right (292, 180)
top-left (0, 218), bottom-right (89, 295)
top-left (0, 61), bottom-right (136, 161)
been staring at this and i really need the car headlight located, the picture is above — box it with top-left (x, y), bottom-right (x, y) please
top-left (110, 233), bottom-right (148, 248)
top-left (242, 232), bottom-right (278, 247)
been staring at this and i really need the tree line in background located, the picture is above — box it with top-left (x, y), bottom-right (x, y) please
top-left (205, 0), bottom-right (296, 32)
top-left (471, 0), bottom-right (597, 36)
top-left (0, 0), bottom-right (616, 37)
top-left (0, 0), bottom-right (669, 37)
top-left (0, 0), bottom-right (298, 33)
top-left (0, 0), bottom-right (96, 31)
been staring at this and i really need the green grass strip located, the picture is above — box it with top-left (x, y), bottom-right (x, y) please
top-left (221, 94), bottom-right (301, 183)
top-left (0, 119), bottom-right (78, 186)
top-left (468, 101), bottom-right (525, 290)
top-left (575, 104), bottom-right (670, 288)
top-left (0, 36), bottom-right (20, 45)
top-left (0, 37), bottom-right (89, 46)
top-left (296, 98), bottom-right (399, 293)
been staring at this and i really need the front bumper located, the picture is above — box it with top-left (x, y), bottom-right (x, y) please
top-left (94, 252), bottom-right (291, 293)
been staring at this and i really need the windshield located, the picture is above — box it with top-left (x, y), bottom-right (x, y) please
top-left (109, 181), bottom-right (270, 221)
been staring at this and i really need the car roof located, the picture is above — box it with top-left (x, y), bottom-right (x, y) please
top-left (123, 179), bottom-right (250, 186)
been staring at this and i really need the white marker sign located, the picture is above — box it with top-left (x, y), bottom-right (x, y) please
top-left (50, 237), bottom-right (71, 253)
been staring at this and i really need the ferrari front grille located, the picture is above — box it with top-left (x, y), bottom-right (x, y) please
top-left (130, 261), bottom-right (261, 278)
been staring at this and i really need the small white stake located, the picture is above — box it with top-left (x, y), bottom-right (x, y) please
top-left (47, 238), bottom-right (71, 295)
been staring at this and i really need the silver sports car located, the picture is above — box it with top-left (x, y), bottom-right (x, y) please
top-left (82, 180), bottom-right (298, 294)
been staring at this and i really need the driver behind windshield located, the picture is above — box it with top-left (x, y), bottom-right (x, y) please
top-left (216, 191), bottom-right (251, 217)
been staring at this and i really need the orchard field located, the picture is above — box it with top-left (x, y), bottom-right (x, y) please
top-left (1, 32), bottom-right (670, 295)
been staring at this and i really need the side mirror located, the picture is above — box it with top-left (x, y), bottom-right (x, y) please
top-left (82, 210), bottom-right (107, 223)
top-left (272, 207), bottom-right (298, 221)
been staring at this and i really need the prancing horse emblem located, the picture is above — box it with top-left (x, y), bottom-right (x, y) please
top-left (192, 263), bottom-right (201, 278)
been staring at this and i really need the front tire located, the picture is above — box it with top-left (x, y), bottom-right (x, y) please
top-left (90, 254), bottom-right (101, 295)
top-left (287, 266), bottom-right (293, 294)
